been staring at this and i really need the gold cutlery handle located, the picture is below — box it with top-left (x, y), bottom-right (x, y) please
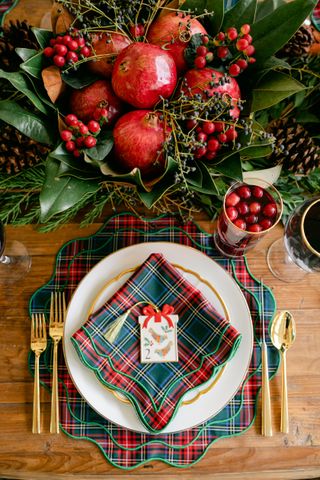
top-left (50, 340), bottom-right (60, 434)
top-left (261, 342), bottom-right (272, 436)
top-left (281, 349), bottom-right (289, 434)
top-left (32, 354), bottom-right (41, 434)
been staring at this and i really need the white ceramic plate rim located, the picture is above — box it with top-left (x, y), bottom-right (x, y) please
top-left (63, 242), bottom-right (253, 434)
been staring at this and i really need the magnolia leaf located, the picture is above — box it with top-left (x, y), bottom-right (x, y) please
top-left (20, 51), bottom-right (45, 79)
top-left (0, 100), bottom-right (55, 145)
top-left (137, 157), bottom-right (178, 207)
top-left (255, 0), bottom-right (286, 21)
top-left (191, 161), bottom-right (218, 194)
top-left (0, 69), bottom-right (48, 115)
top-left (51, 1), bottom-right (74, 34)
top-left (207, 0), bottom-right (224, 35)
top-left (211, 152), bottom-right (242, 180)
top-left (32, 28), bottom-right (53, 49)
top-left (41, 65), bottom-right (65, 103)
top-left (186, 161), bottom-right (203, 187)
top-left (40, 156), bottom-right (99, 221)
top-left (222, 0), bottom-right (257, 30)
top-left (15, 48), bottom-right (38, 62)
top-left (61, 66), bottom-right (100, 89)
top-left (251, 71), bottom-right (305, 112)
top-left (251, 0), bottom-right (317, 66)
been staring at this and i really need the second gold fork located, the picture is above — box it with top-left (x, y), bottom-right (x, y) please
top-left (49, 291), bottom-right (66, 434)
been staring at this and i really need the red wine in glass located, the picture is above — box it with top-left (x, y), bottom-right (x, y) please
top-left (267, 197), bottom-right (320, 282)
top-left (214, 179), bottom-right (283, 257)
top-left (0, 221), bottom-right (32, 284)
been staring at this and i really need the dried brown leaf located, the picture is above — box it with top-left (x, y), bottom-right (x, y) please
top-left (41, 65), bottom-right (65, 103)
top-left (51, 1), bottom-right (74, 34)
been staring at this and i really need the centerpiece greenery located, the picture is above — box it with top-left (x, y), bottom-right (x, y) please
top-left (0, 0), bottom-right (319, 230)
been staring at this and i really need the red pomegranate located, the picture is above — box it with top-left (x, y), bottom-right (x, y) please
top-left (69, 80), bottom-right (123, 124)
top-left (111, 42), bottom-right (177, 108)
top-left (147, 12), bottom-right (207, 72)
top-left (88, 32), bottom-right (131, 78)
top-left (113, 110), bottom-right (171, 178)
top-left (182, 68), bottom-right (241, 118)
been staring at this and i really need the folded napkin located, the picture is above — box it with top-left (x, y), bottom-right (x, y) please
top-left (72, 252), bottom-right (242, 432)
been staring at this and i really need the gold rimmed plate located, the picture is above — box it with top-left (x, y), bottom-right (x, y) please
top-left (63, 242), bottom-right (253, 434)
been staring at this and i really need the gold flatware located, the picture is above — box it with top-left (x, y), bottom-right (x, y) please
top-left (49, 291), bottom-right (66, 434)
top-left (260, 279), bottom-right (272, 437)
top-left (30, 313), bottom-right (47, 434)
top-left (270, 310), bottom-right (296, 434)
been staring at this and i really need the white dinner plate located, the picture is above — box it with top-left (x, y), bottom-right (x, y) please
top-left (63, 242), bottom-right (253, 434)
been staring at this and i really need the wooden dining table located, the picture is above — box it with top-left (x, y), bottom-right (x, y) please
top-left (0, 215), bottom-right (319, 480)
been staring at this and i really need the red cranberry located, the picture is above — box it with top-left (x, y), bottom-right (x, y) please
top-left (237, 201), bottom-right (249, 215)
top-left (260, 218), bottom-right (272, 230)
top-left (207, 138), bottom-right (220, 152)
top-left (234, 218), bottom-right (246, 230)
top-left (54, 44), bottom-right (68, 56)
top-left (242, 33), bottom-right (253, 44)
top-left (67, 40), bottom-right (79, 51)
top-left (62, 35), bottom-right (72, 45)
top-left (214, 122), bottom-right (224, 133)
top-left (226, 192), bottom-right (240, 207)
top-left (76, 136), bottom-right (84, 147)
top-left (202, 35), bottom-right (209, 45)
top-left (225, 127), bottom-right (238, 142)
top-left (246, 214), bottom-right (258, 224)
top-left (252, 186), bottom-right (264, 199)
top-left (204, 151), bottom-right (217, 160)
top-left (263, 203), bottom-right (277, 217)
top-left (236, 39), bottom-right (249, 51)
top-left (226, 207), bottom-right (238, 221)
top-left (73, 149), bottom-right (81, 158)
top-left (249, 202), bottom-right (261, 214)
top-left (194, 146), bottom-right (207, 158)
top-left (80, 46), bottom-right (91, 57)
top-left (186, 119), bottom-right (197, 130)
top-left (248, 224), bottom-right (262, 233)
top-left (227, 27), bottom-right (238, 41)
top-left (65, 114), bottom-right (78, 126)
top-left (196, 45), bottom-right (208, 56)
top-left (53, 55), bottom-right (66, 67)
top-left (241, 24), bottom-right (251, 35)
top-left (79, 124), bottom-right (89, 135)
top-left (195, 56), bottom-right (206, 69)
top-left (84, 136), bottom-right (97, 148)
top-left (65, 140), bottom-right (76, 152)
top-left (60, 130), bottom-right (73, 141)
top-left (217, 32), bottom-right (225, 41)
top-left (43, 47), bottom-right (54, 57)
top-left (66, 51), bottom-right (78, 63)
top-left (229, 64), bottom-right (241, 76)
top-left (202, 122), bottom-right (215, 134)
top-left (218, 133), bottom-right (227, 143)
top-left (245, 45), bottom-right (255, 56)
top-left (217, 47), bottom-right (229, 59)
top-left (197, 132), bottom-right (208, 143)
top-left (237, 185), bottom-right (251, 199)
top-left (87, 120), bottom-right (101, 133)
top-left (236, 59), bottom-right (248, 70)
top-left (77, 37), bottom-right (86, 48)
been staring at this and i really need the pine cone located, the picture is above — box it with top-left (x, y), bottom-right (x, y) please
top-left (0, 20), bottom-right (38, 72)
top-left (0, 124), bottom-right (50, 174)
top-left (278, 25), bottom-right (314, 58)
top-left (267, 118), bottom-right (319, 174)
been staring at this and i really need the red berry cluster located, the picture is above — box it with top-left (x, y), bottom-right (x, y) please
top-left (43, 32), bottom-right (92, 69)
top-left (194, 24), bottom-right (256, 77)
top-left (60, 113), bottom-right (102, 157)
top-left (225, 185), bottom-right (277, 233)
top-left (186, 119), bottom-right (238, 161)
top-left (129, 23), bottom-right (145, 38)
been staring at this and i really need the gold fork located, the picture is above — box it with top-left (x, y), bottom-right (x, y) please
top-left (30, 313), bottom-right (47, 434)
top-left (49, 291), bottom-right (66, 434)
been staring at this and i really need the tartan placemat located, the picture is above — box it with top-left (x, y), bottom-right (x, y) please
top-left (72, 252), bottom-right (242, 432)
top-left (29, 213), bottom-right (280, 469)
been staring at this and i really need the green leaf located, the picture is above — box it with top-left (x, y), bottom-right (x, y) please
top-left (295, 112), bottom-right (320, 124)
top-left (251, 0), bottom-right (317, 66)
top-left (0, 100), bottom-right (56, 145)
top-left (83, 130), bottom-right (114, 162)
top-left (20, 51), bottom-right (45, 79)
top-left (251, 71), bottom-right (305, 112)
top-left (32, 28), bottom-right (53, 49)
top-left (211, 152), bottom-right (242, 180)
top-left (0, 69), bottom-right (48, 115)
top-left (186, 161), bottom-right (203, 187)
top-left (192, 161), bottom-right (218, 194)
top-left (40, 156), bottom-right (99, 221)
top-left (50, 144), bottom-right (97, 175)
top-left (207, 0), bottom-right (224, 35)
top-left (255, 0), bottom-right (286, 21)
top-left (61, 65), bottom-right (100, 89)
top-left (137, 157), bottom-right (178, 208)
top-left (222, 0), bottom-right (257, 30)
top-left (15, 48), bottom-right (38, 62)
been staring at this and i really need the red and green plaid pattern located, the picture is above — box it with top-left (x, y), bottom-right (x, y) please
top-left (72, 252), bottom-right (242, 432)
top-left (312, 1), bottom-right (320, 30)
top-left (29, 213), bottom-right (280, 469)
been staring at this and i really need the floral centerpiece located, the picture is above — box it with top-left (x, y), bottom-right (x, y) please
top-left (0, 0), bottom-right (319, 229)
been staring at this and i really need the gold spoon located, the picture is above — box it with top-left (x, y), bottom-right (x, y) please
top-left (270, 311), bottom-right (296, 434)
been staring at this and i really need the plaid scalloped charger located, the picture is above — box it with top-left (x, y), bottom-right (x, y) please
top-left (29, 214), bottom-right (280, 469)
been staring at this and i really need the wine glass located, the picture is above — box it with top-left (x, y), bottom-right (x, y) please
top-left (214, 178), bottom-right (283, 257)
top-left (267, 197), bottom-right (320, 282)
top-left (0, 221), bottom-right (32, 284)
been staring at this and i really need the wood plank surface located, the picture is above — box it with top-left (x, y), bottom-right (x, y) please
top-left (1, 1), bottom-right (320, 479)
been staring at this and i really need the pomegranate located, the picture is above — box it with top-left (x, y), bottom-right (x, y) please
top-left (147, 12), bottom-right (207, 72)
top-left (111, 42), bottom-right (177, 108)
top-left (181, 68), bottom-right (241, 119)
top-left (69, 80), bottom-right (123, 124)
top-left (88, 32), bottom-right (131, 78)
top-left (113, 110), bottom-right (171, 178)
